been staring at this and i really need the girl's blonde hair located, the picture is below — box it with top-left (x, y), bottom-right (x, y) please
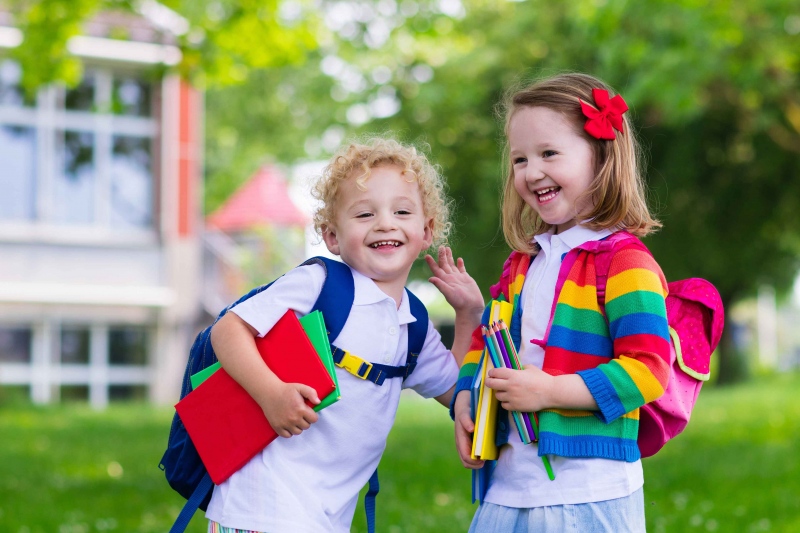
top-left (312, 136), bottom-right (452, 249)
top-left (498, 72), bottom-right (660, 254)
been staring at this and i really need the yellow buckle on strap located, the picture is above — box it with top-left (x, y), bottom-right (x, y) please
top-left (337, 351), bottom-right (373, 379)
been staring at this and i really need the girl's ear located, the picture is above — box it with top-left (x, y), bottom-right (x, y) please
top-left (322, 225), bottom-right (341, 256)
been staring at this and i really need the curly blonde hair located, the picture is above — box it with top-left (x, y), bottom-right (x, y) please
top-left (497, 72), bottom-right (661, 254)
top-left (311, 136), bottom-right (452, 249)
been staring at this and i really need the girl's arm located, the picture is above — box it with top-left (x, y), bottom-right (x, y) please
top-left (211, 312), bottom-right (320, 437)
top-left (577, 247), bottom-right (671, 422)
top-left (486, 366), bottom-right (597, 412)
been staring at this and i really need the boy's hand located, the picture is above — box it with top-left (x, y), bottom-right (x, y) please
top-left (260, 380), bottom-right (320, 438)
top-left (486, 365), bottom-right (555, 413)
top-left (453, 390), bottom-right (485, 469)
top-left (425, 246), bottom-right (484, 315)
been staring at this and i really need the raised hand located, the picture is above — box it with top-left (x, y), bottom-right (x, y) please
top-left (425, 246), bottom-right (484, 315)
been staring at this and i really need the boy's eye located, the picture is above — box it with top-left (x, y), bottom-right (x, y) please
top-left (356, 212), bottom-right (373, 218)
top-left (542, 150), bottom-right (557, 158)
top-left (396, 209), bottom-right (412, 215)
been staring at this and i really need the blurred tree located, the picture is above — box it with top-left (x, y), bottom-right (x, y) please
top-left (368, 0), bottom-right (800, 382)
top-left (8, 0), bottom-right (800, 381)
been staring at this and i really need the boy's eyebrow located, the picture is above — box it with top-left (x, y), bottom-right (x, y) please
top-left (343, 196), bottom-right (419, 213)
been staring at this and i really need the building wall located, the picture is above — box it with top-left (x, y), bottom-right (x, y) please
top-left (0, 13), bottom-right (201, 407)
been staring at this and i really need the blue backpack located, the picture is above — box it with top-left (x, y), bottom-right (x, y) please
top-left (159, 256), bottom-right (429, 533)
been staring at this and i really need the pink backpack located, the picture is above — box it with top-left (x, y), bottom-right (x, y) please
top-left (580, 232), bottom-right (725, 458)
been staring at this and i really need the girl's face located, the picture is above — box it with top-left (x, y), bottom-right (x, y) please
top-left (509, 106), bottom-right (596, 234)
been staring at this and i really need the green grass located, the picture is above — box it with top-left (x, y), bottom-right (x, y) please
top-left (1, 374), bottom-right (799, 532)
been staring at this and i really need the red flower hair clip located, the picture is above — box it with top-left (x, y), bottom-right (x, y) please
top-left (579, 88), bottom-right (628, 140)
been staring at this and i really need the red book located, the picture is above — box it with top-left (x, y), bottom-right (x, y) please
top-left (175, 310), bottom-right (336, 485)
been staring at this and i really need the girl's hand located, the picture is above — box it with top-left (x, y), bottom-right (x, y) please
top-left (453, 390), bottom-right (485, 469)
top-left (260, 380), bottom-right (320, 438)
top-left (425, 246), bottom-right (484, 315)
top-left (485, 365), bottom-right (555, 413)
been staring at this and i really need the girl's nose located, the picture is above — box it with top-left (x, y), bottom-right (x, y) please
top-left (525, 162), bottom-right (544, 183)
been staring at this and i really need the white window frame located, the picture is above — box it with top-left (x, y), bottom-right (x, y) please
top-left (0, 58), bottom-right (160, 244)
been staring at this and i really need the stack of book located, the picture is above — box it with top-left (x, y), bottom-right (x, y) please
top-left (470, 300), bottom-right (554, 501)
top-left (176, 309), bottom-right (339, 485)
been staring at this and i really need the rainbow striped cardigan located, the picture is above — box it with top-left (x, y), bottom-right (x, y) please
top-left (456, 234), bottom-right (671, 461)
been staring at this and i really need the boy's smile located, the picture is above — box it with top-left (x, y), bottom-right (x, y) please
top-left (323, 164), bottom-right (433, 304)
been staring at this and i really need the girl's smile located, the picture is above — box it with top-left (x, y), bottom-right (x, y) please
top-left (534, 186), bottom-right (561, 203)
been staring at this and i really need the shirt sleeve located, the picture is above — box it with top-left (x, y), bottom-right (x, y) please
top-left (229, 263), bottom-right (325, 337)
top-left (401, 320), bottom-right (459, 399)
top-left (577, 247), bottom-right (672, 423)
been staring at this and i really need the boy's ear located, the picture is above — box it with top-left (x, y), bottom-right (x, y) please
top-left (321, 225), bottom-right (341, 256)
top-left (423, 217), bottom-right (434, 249)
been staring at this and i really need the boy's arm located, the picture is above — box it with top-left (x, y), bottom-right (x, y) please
top-left (425, 246), bottom-right (484, 366)
top-left (211, 312), bottom-right (321, 437)
top-left (434, 384), bottom-right (455, 407)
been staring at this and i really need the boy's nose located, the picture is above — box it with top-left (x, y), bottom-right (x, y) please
top-left (374, 211), bottom-right (397, 230)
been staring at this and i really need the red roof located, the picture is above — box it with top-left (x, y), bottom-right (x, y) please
top-left (207, 166), bottom-right (309, 231)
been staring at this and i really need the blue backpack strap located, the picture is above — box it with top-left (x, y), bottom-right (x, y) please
top-left (303, 256), bottom-right (355, 341)
top-left (169, 472), bottom-right (213, 533)
top-left (330, 286), bottom-right (428, 385)
top-left (364, 468), bottom-right (380, 533)
top-left (360, 289), bottom-right (426, 533)
top-left (404, 287), bottom-right (428, 377)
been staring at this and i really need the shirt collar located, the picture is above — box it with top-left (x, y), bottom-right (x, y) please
top-left (533, 224), bottom-right (613, 252)
top-left (348, 264), bottom-right (416, 325)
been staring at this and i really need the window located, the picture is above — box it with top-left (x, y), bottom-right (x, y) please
top-left (109, 325), bottom-right (148, 365)
top-left (0, 125), bottom-right (36, 221)
top-left (60, 326), bottom-right (90, 364)
top-left (0, 60), bottom-right (157, 232)
top-left (0, 327), bottom-right (32, 363)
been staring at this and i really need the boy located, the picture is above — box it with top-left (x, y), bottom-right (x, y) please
top-left (205, 137), bottom-right (483, 532)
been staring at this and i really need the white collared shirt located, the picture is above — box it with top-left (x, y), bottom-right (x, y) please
top-left (205, 261), bottom-right (457, 532)
top-left (485, 225), bottom-right (644, 508)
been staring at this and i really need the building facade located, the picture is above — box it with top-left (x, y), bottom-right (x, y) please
top-left (0, 6), bottom-right (202, 407)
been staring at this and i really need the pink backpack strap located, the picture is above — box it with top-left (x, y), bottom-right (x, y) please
top-left (531, 231), bottom-right (639, 348)
top-left (581, 231), bottom-right (648, 310)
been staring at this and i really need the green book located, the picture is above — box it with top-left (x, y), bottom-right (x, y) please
top-left (300, 310), bottom-right (340, 411)
top-left (189, 310), bottom-right (340, 412)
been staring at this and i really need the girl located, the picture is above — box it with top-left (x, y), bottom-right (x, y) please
top-left (439, 73), bottom-right (670, 532)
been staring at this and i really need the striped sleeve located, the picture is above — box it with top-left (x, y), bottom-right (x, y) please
top-left (578, 247), bottom-right (671, 423)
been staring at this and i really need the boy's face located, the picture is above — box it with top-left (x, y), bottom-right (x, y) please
top-left (323, 164), bottom-right (433, 298)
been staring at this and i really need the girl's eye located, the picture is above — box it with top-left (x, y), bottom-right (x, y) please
top-left (356, 212), bottom-right (373, 218)
top-left (542, 150), bottom-right (557, 158)
top-left (512, 156), bottom-right (526, 165)
top-left (396, 209), bottom-right (411, 215)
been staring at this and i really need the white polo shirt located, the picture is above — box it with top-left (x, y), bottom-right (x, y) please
top-left (205, 261), bottom-right (458, 532)
top-left (484, 225), bottom-right (644, 508)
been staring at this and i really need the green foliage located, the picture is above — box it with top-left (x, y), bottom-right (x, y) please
top-left (2, 374), bottom-right (800, 531)
top-left (5, 0), bottom-right (319, 94)
top-left (8, 0), bottom-right (102, 92)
